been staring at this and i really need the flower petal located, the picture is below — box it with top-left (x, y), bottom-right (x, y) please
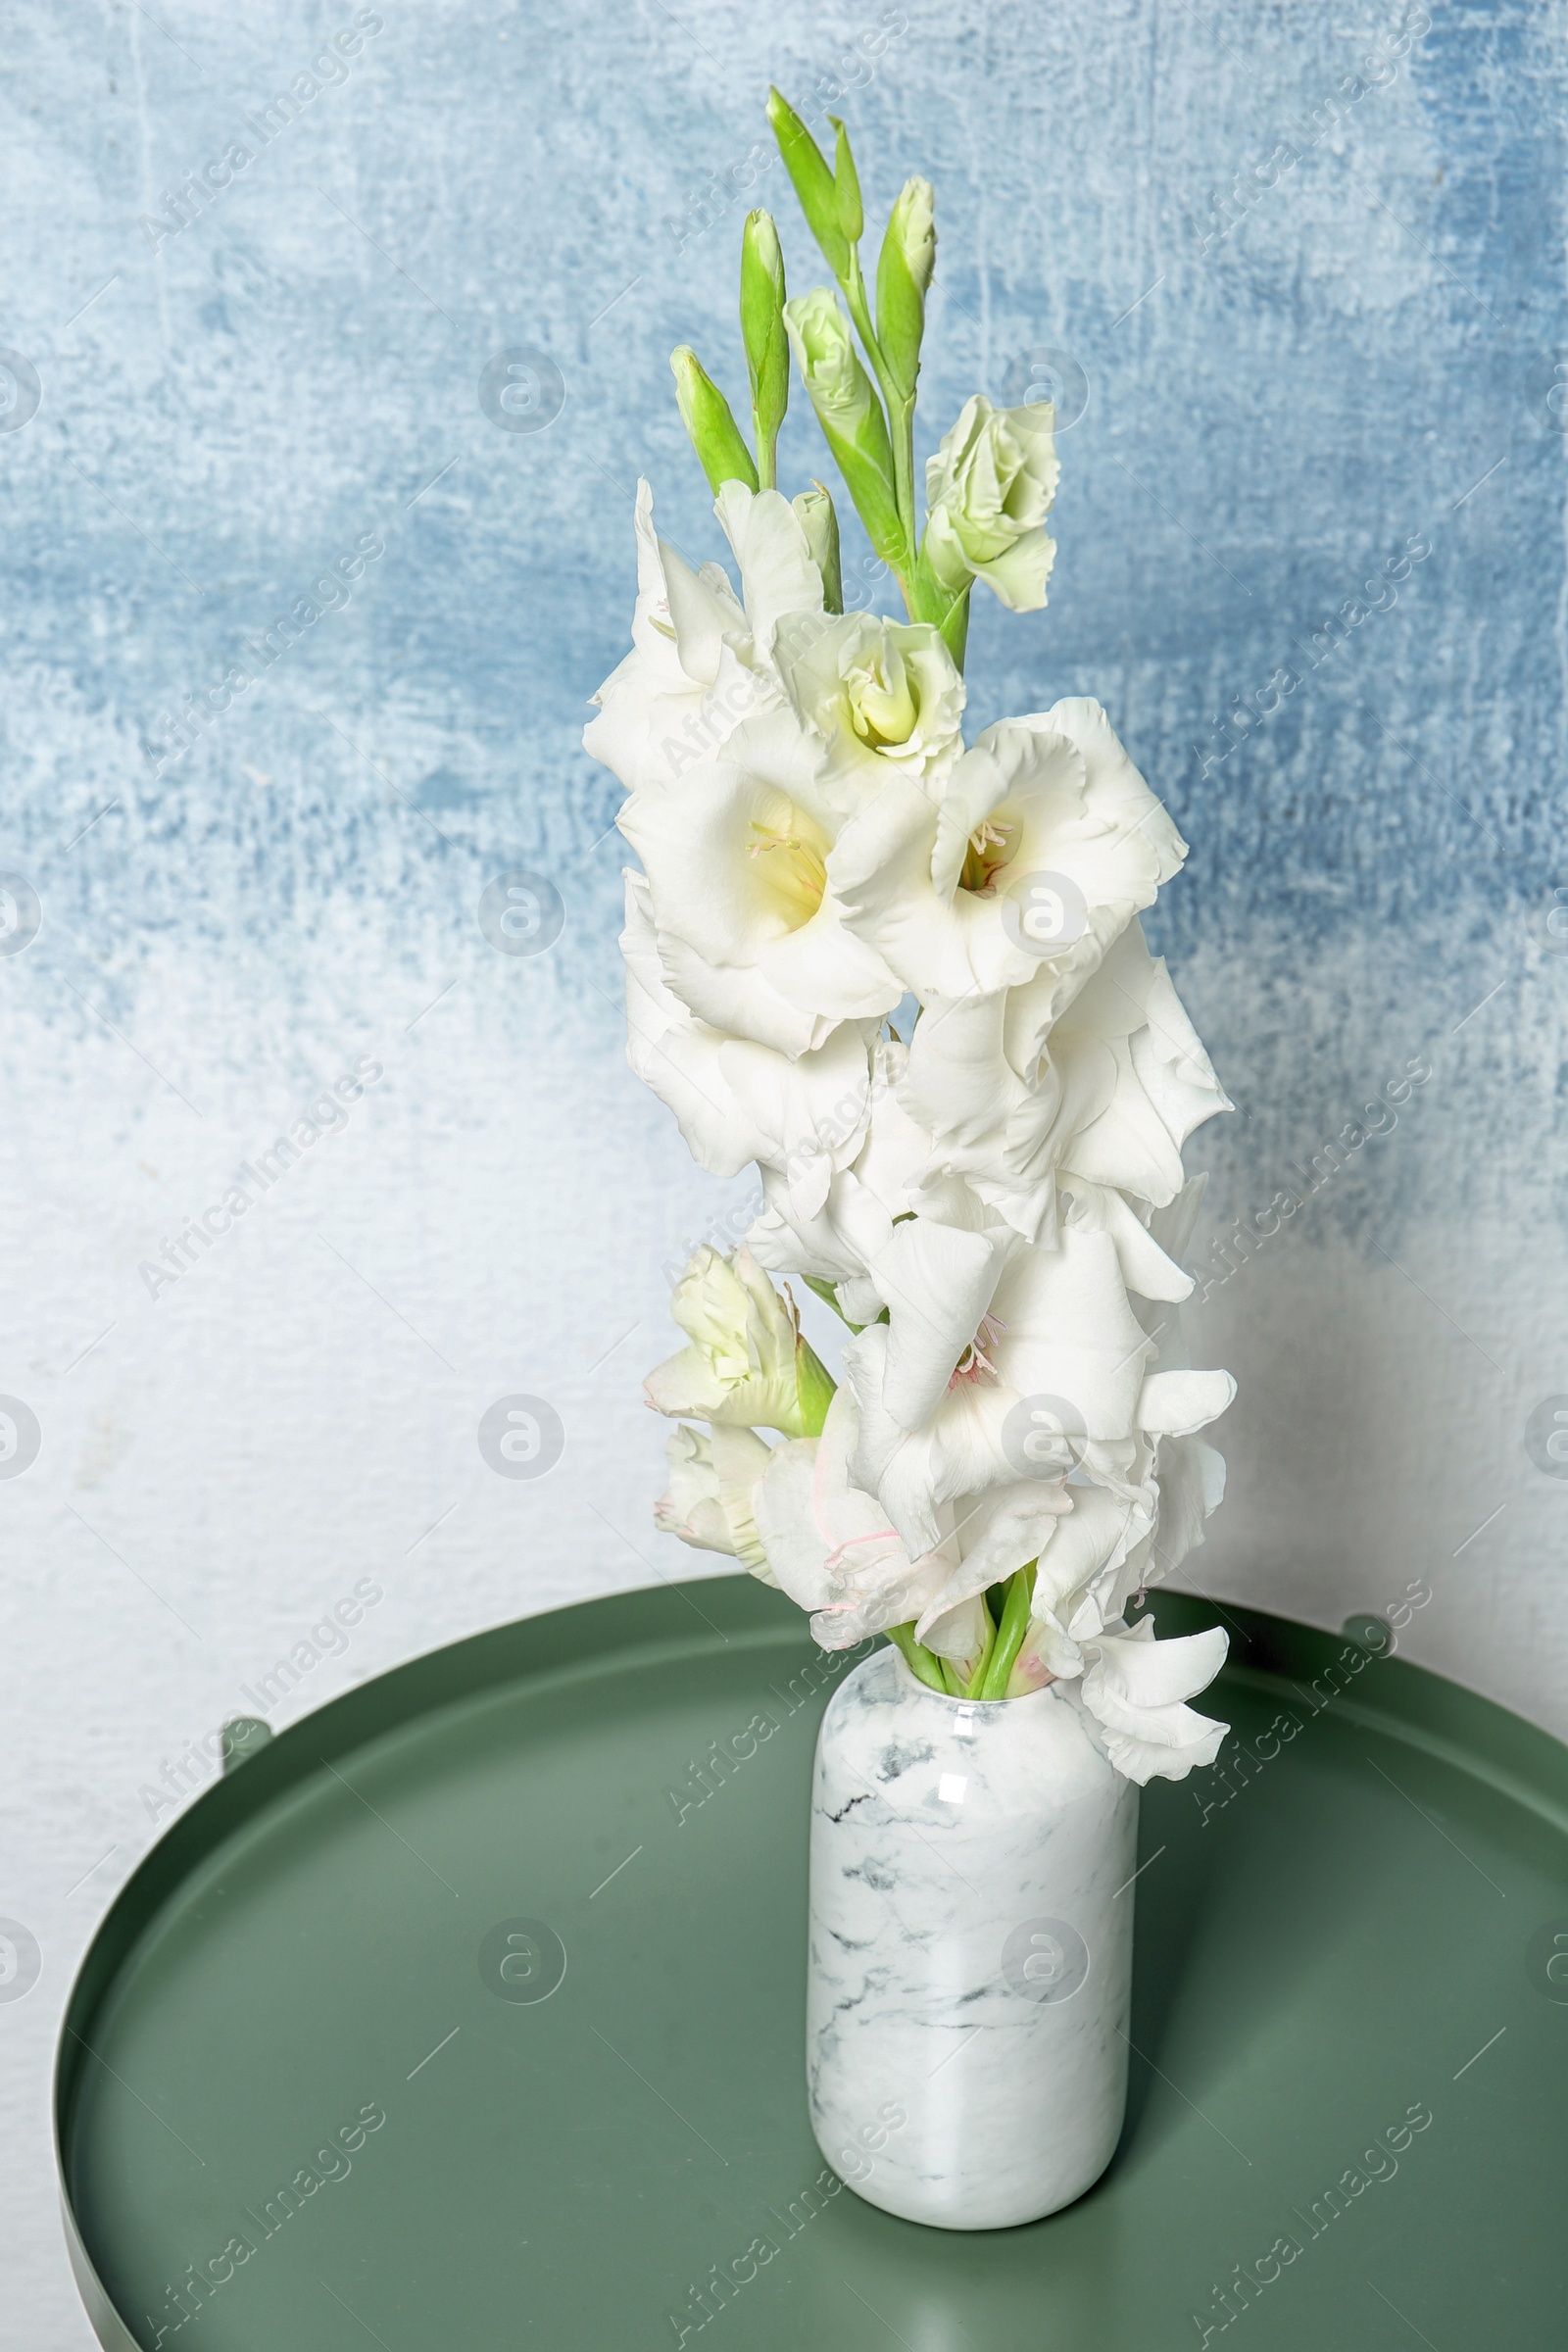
top-left (1077, 1618), bottom-right (1229, 1785)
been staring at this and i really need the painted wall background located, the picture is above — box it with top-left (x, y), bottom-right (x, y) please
top-left (2, 0), bottom-right (1564, 2333)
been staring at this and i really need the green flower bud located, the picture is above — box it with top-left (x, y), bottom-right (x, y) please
top-left (792, 480), bottom-right (844, 613)
top-left (766, 87), bottom-right (851, 278)
top-left (783, 289), bottom-right (906, 567)
top-left (740, 211), bottom-right (789, 489)
top-left (827, 115), bottom-right (863, 244)
top-left (876, 177), bottom-right (936, 399)
top-left (669, 346), bottom-right (759, 496)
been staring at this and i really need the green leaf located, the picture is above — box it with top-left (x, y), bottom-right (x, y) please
top-left (669, 346), bottom-right (759, 494)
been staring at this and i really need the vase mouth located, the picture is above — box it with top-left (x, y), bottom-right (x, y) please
top-left (883, 1645), bottom-right (1057, 1712)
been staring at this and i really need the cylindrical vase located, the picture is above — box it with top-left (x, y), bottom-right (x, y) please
top-left (807, 1644), bottom-right (1139, 2230)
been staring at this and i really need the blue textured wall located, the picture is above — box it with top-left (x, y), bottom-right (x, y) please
top-left (2, 4), bottom-right (1564, 2328)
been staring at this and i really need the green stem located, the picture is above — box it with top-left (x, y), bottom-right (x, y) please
top-left (885, 1620), bottom-right (947, 1692)
top-left (961, 1592), bottom-right (998, 1698)
top-left (975, 1564), bottom-right (1037, 1701)
top-left (937, 1651), bottom-right (967, 1697)
top-left (839, 251), bottom-right (917, 571)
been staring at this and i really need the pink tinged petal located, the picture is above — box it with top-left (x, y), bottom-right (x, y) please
top-left (753, 1437), bottom-right (834, 1608)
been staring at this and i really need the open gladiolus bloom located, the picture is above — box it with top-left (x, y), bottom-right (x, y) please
top-left (586, 94), bottom-right (1236, 1785)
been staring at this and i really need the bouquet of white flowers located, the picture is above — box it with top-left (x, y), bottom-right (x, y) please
top-left (587, 93), bottom-right (1234, 1785)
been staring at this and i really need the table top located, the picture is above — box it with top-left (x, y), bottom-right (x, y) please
top-left (56, 1578), bottom-right (1568, 2351)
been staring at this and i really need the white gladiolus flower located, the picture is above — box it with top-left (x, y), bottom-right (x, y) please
top-left (656, 1422), bottom-right (776, 1579)
top-left (843, 1210), bottom-right (1160, 1556)
top-left (1053, 924), bottom-right (1235, 1206)
top-left (644, 1245), bottom-right (833, 1439)
top-left (752, 1393), bottom-right (1071, 1665)
top-left (773, 609), bottom-right (966, 818)
top-left (924, 394), bottom-right (1060, 611)
top-left (585, 480), bottom-right (832, 798)
top-left (618, 753), bottom-right (903, 1058)
top-left (837, 1171), bottom-right (1236, 1565)
top-left (829, 700), bottom-right (1184, 1018)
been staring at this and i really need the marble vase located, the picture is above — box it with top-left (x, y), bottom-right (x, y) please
top-left (806, 1644), bottom-right (1139, 2230)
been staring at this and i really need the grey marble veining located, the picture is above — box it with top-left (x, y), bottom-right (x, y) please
top-left (807, 1648), bottom-right (1139, 2229)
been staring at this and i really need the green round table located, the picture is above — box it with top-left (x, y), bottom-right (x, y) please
top-left (56, 1580), bottom-right (1568, 2349)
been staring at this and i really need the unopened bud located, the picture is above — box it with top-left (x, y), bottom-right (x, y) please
top-left (876, 177), bottom-right (935, 398)
top-left (828, 115), bottom-right (863, 244)
top-left (783, 290), bottom-right (904, 566)
top-left (670, 346), bottom-right (759, 495)
top-left (740, 211), bottom-right (789, 487)
top-left (792, 481), bottom-right (843, 612)
top-left (766, 87), bottom-right (851, 278)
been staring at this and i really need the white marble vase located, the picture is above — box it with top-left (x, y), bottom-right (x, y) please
top-left (807, 1645), bottom-right (1139, 2230)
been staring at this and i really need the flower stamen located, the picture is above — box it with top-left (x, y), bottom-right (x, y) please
top-left (746, 818), bottom-right (827, 922)
top-left (959, 816), bottom-right (1016, 896)
top-left (949, 1310), bottom-right (1007, 1388)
